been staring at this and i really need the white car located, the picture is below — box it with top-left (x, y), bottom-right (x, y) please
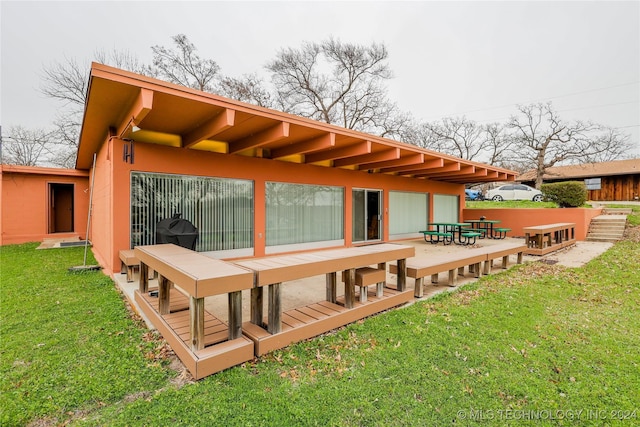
top-left (486, 184), bottom-right (543, 202)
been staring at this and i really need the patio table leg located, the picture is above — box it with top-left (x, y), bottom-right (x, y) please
top-left (267, 283), bottom-right (281, 334)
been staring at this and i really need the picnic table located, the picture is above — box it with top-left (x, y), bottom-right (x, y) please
top-left (465, 219), bottom-right (500, 239)
top-left (423, 222), bottom-right (479, 245)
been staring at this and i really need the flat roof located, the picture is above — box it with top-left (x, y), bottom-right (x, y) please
top-left (77, 63), bottom-right (517, 184)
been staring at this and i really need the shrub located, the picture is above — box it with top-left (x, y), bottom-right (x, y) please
top-left (541, 181), bottom-right (587, 207)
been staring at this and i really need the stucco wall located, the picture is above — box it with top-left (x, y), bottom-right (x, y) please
top-left (462, 207), bottom-right (604, 240)
top-left (0, 166), bottom-right (90, 245)
top-left (93, 139), bottom-right (464, 274)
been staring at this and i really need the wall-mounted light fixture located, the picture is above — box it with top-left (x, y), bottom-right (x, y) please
top-left (123, 138), bottom-right (135, 164)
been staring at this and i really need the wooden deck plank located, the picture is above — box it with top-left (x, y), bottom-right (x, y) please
top-left (296, 306), bottom-right (330, 320)
top-left (286, 309), bottom-right (317, 324)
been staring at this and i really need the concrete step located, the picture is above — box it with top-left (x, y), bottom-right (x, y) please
top-left (586, 237), bottom-right (623, 243)
top-left (603, 208), bottom-right (633, 215)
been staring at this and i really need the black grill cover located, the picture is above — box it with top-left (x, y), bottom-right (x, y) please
top-left (155, 213), bottom-right (199, 250)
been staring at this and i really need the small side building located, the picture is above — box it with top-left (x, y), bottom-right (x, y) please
top-left (518, 159), bottom-right (640, 202)
top-left (0, 165), bottom-right (90, 245)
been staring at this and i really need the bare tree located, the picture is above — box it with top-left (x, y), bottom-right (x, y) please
top-left (483, 122), bottom-right (515, 167)
top-left (218, 73), bottom-right (274, 108)
top-left (267, 38), bottom-right (407, 136)
top-left (507, 102), bottom-right (615, 188)
top-left (150, 34), bottom-right (220, 92)
top-left (582, 126), bottom-right (633, 163)
top-left (1, 126), bottom-right (55, 166)
top-left (419, 117), bottom-right (486, 160)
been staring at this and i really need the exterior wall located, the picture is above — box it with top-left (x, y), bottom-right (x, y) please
top-left (94, 139), bottom-right (463, 275)
top-left (521, 175), bottom-right (640, 202)
top-left (588, 175), bottom-right (640, 201)
top-left (462, 207), bottom-right (603, 241)
top-left (0, 166), bottom-right (90, 245)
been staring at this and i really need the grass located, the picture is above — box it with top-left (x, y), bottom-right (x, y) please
top-left (467, 200), bottom-right (558, 209)
top-left (0, 244), bottom-right (173, 426)
top-left (2, 232), bottom-right (639, 426)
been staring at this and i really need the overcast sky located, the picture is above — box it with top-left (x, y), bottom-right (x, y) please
top-left (2, 1), bottom-right (639, 157)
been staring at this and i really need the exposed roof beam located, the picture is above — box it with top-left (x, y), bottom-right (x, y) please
top-left (448, 170), bottom-right (500, 183)
top-left (358, 153), bottom-right (424, 171)
top-left (183, 109), bottom-right (235, 148)
top-left (380, 158), bottom-right (443, 174)
top-left (414, 164), bottom-right (471, 178)
top-left (270, 132), bottom-right (335, 159)
top-left (425, 165), bottom-right (481, 179)
top-left (333, 148), bottom-right (400, 168)
top-left (305, 140), bottom-right (371, 164)
top-left (400, 161), bottom-right (460, 177)
top-left (117, 88), bottom-right (154, 138)
top-left (228, 122), bottom-right (290, 154)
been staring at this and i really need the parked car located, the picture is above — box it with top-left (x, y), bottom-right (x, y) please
top-left (486, 184), bottom-right (543, 201)
top-left (465, 188), bottom-right (484, 201)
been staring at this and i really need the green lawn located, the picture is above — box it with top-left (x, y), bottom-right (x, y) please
top-left (2, 229), bottom-right (639, 426)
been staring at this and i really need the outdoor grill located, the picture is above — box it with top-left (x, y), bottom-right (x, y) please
top-left (155, 213), bottom-right (199, 250)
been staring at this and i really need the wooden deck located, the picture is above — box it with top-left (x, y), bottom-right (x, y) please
top-left (234, 243), bottom-right (415, 356)
top-left (135, 288), bottom-right (254, 380)
top-left (242, 284), bottom-right (411, 356)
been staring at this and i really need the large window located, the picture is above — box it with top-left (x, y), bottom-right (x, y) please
top-left (433, 193), bottom-right (459, 223)
top-left (389, 191), bottom-right (428, 238)
top-left (266, 182), bottom-right (344, 252)
top-left (130, 172), bottom-right (253, 256)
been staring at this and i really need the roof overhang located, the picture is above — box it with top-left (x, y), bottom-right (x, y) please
top-left (77, 63), bottom-right (517, 184)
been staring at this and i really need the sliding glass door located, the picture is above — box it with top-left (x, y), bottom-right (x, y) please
top-left (352, 189), bottom-right (382, 243)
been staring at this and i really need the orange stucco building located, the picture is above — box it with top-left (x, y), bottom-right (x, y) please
top-left (0, 165), bottom-right (89, 245)
top-left (75, 64), bottom-right (518, 275)
top-left (2, 63), bottom-right (519, 275)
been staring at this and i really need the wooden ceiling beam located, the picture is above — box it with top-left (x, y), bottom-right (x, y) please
top-left (399, 161), bottom-right (460, 177)
top-left (357, 153), bottom-right (424, 171)
top-left (333, 148), bottom-right (400, 168)
top-left (183, 109), bottom-right (235, 148)
top-left (117, 88), bottom-right (154, 139)
top-left (305, 140), bottom-right (371, 164)
top-left (228, 122), bottom-right (290, 154)
top-left (270, 132), bottom-right (335, 159)
top-left (380, 158), bottom-right (443, 174)
top-left (414, 164), bottom-right (472, 178)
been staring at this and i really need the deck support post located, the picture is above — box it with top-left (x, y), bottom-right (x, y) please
top-left (228, 291), bottom-right (242, 340)
top-left (397, 258), bottom-right (406, 291)
top-left (376, 263), bottom-right (386, 297)
top-left (250, 287), bottom-right (263, 327)
top-left (158, 275), bottom-right (171, 315)
top-left (344, 268), bottom-right (355, 309)
top-left (139, 262), bottom-right (149, 293)
top-left (326, 272), bottom-right (337, 303)
top-left (190, 296), bottom-right (205, 352)
top-left (414, 277), bottom-right (424, 298)
top-left (267, 283), bottom-right (281, 334)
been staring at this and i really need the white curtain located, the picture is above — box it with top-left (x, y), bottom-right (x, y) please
top-left (389, 191), bottom-right (428, 236)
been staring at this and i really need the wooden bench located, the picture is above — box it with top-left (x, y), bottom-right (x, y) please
top-left (389, 250), bottom-right (487, 297)
top-left (341, 267), bottom-right (386, 302)
top-left (233, 243), bottom-right (415, 355)
top-left (134, 244), bottom-right (255, 379)
top-left (389, 242), bottom-right (527, 297)
top-left (119, 249), bottom-right (139, 282)
top-left (523, 223), bottom-right (576, 256)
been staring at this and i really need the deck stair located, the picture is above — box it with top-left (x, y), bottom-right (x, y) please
top-left (586, 214), bottom-right (627, 243)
